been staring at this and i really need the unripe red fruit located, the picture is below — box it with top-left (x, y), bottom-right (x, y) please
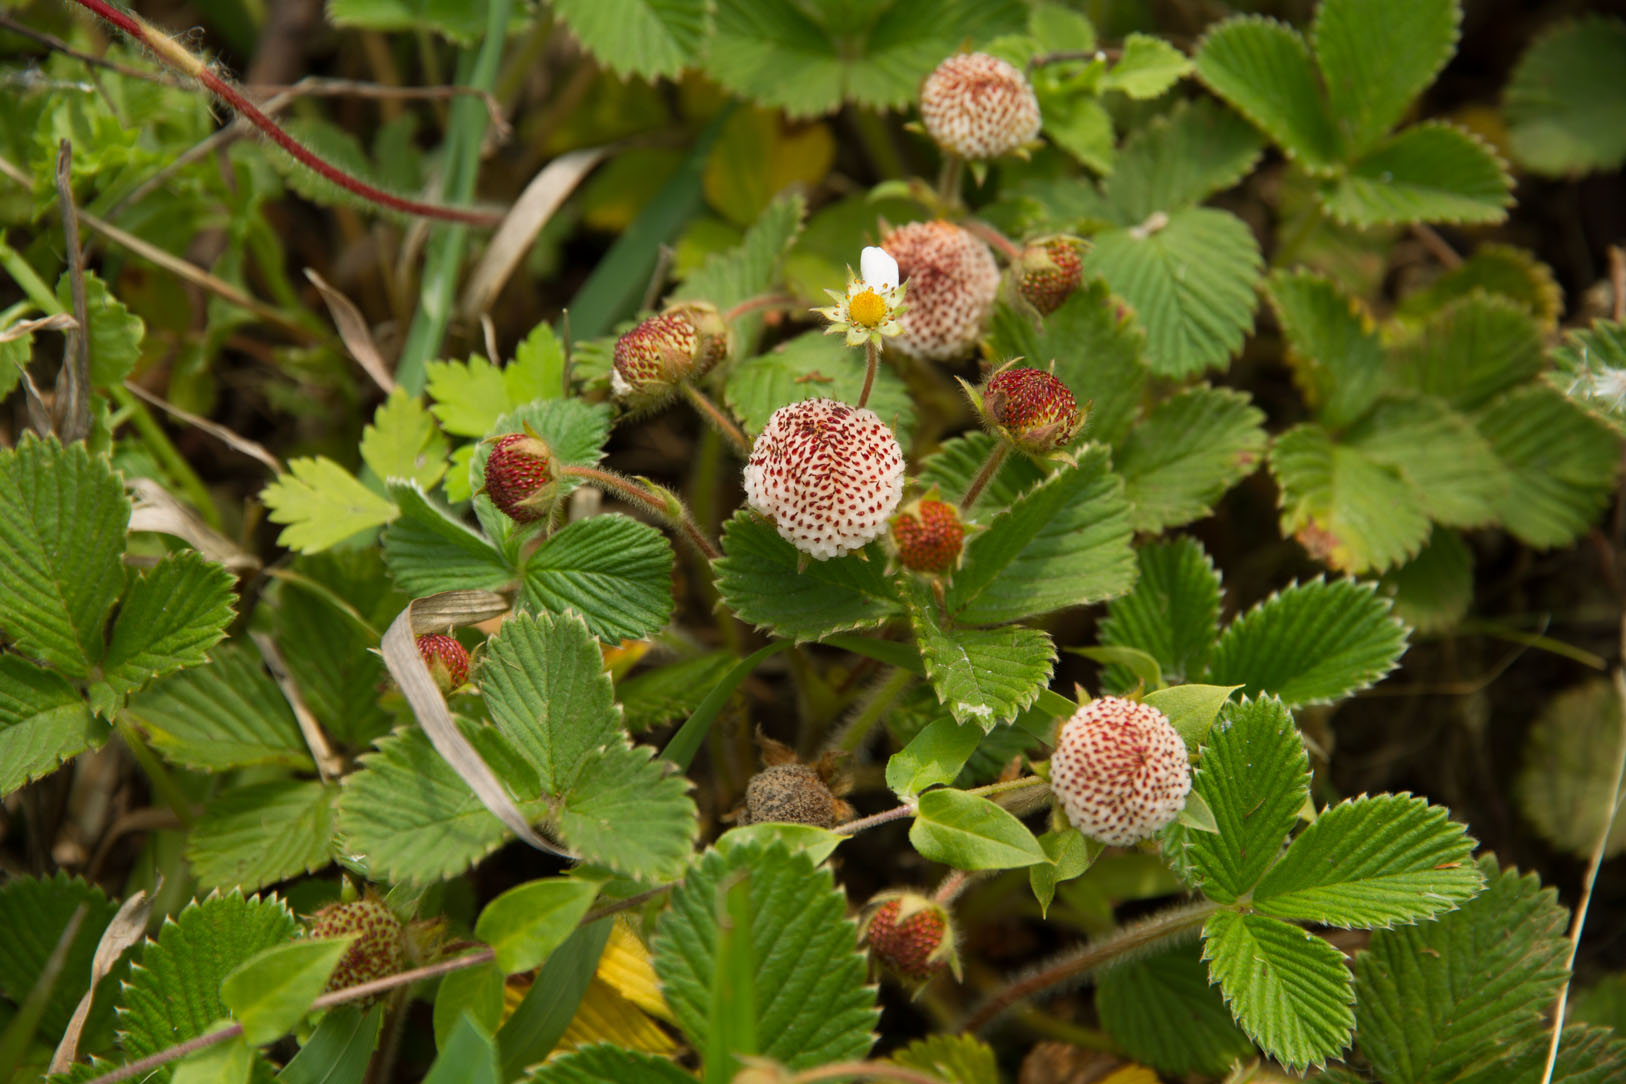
top-left (307, 898), bottom-right (405, 996)
top-left (415, 633), bottom-right (469, 692)
top-left (861, 895), bottom-right (956, 981)
top-left (983, 368), bottom-right (1081, 454)
top-left (890, 499), bottom-right (964, 574)
top-left (611, 302), bottom-right (728, 406)
top-left (1018, 238), bottom-right (1085, 316)
top-left (482, 432), bottom-right (556, 524)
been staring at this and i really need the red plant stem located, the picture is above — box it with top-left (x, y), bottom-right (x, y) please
top-left (959, 441), bottom-right (1010, 512)
top-left (722, 292), bottom-right (801, 323)
top-left (66, 0), bottom-right (502, 227)
top-left (857, 339), bottom-right (879, 409)
top-left (963, 219), bottom-right (1023, 263)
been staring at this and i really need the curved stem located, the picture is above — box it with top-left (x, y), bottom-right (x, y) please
top-left (932, 869), bottom-right (981, 906)
top-left (936, 154), bottom-right (964, 208)
top-left (66, 0), bottom-right (501, 228)
top-left (563, 464), bottom-right (721, 561)
top-left (680, 382), bottom-right (751, 458)
top-left (722, 292), bottom-right (800, 323)
top-left (834, 667), bottom-right (916, 754)
top-left (959, 441), bottom-right (1010, 513)
top-left (835, 802), bottom-right (917, 836)
top-left (963, 219), bottom-right (1023, 263)
top-left (857, 339), bottom-right (879, 409)
top-left (960, 899), bottom-right (1221, 1034)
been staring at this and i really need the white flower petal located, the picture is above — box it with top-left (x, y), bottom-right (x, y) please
top-left (861, 246), bottom-right (899, 289)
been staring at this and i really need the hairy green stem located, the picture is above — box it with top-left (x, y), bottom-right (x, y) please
top-left (680, 382), bottom-right (751, 458)
top-left (960, 898), bottom-right (1222, 1033)
top-left (834, 668), bottom-right (916, 754)
top-left (959, 441), bottom-right (1010, 513)
top-left (563, 464), bottom-right (721, 561)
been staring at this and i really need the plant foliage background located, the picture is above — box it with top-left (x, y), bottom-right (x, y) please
top-left (1, 0), bottom-right (1626, 1081)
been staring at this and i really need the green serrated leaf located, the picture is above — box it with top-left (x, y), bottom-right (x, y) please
top-left (1195, 16), bottom-right (1341, 171)
top-left (426, 356), bottom-right (520, 440)
top-left (886, 715), bottom-right (982, 799)
top-left (0, 874), bottom-right (118, 1042)
top-left (1203, 909), bottom-right (1355, 1071)
top-left (1345, 396), bottom-right (1508, 528)
top-left (1515, 679), bottom-right (1626, 860)
top-left (0, 434), bottom-right (128, 677)
top-left (360, 388), bottom-right (448, 491)
top-left (480, 611), bottom-right (696, 879)
top-left (262, 457), bottom-right (397, 554)
top-left (716, 823), bottom-right (845, 866)
top-left (0, 655), bottom-right (102, 795)
top-left (1100, 32), bottom-right (1193, 99)
top-left (706, 0), bottom-right (1025, 119)
top-left (278, 1004), bottom-right (383, 1084)
top-left (1313, 0), bottom-right (1460, 156)
top-left (1083, 207), bottom-right (1263, 377)
top-left (467, 399), bottom-right (613, 525)
top-left (550, 0), bottom-right (709, 81)
top-left (1176, 696), bottom-right (1309, 901)
top-left (272, 551), bottom-right (400, 748)
top-left (222, 938), bottom-right (353, 1045)
top-left (714, 511), bottom-right (902, 642)
top-left (1505, 16), bottom-right (1626, 177)
top-left (909, 583), bottom-right (1056, 731)
top-left (171, 1032), bottom-right (253, 1084)
top-left (724, 329), bottom-right (915, 441)
top-left (909, 788), bottom-right (1048, 871)
top-left (618, 651), bottom-right (736, 732)
top-left (889, 1033), bottom-right (1000, 1084)
top-left (1396, 242), bottom-right (1564, 332)
top-left (1572, 974), bottom-right (1626, 1036)
top-left (56, 270), bottom-right (144, 390)
top-left (1204, 578), bottom-right (1409, 708)
top-left (1321, 122), bottom-right (1511, 227)
top-left (1254, 794), bottom-right (1481, 928)
top-left (1389, 293), bottom-right (1544, 412)
top-left (946, 447), bottom-right (1135, 624)
top-left (1353, 856), bottom-right (1569, 1084)
top-left (127, 644), bottom-right (311, 772)
top-left (652, 841), bottom-right (877, 1073)
top-left (1269, 423), bottom-right (1432, 573)
top-left (186, 779), bottom-right (335, 893)
top-left (526, 1043), bottom-right (695, 1084)
top-left (1116, 386), bottom-right (1265, 532)
top-left (1379, 527), bottom-right (1473, 634)
top-left (1476, 384), bottom-right (1621, 549)
top-left (1101, 98), bottom-right (1263, 223)
top-left (1265, 268), bottom-right (1385, 429)
top-left (118, 892), bottom-right (298, 1070)
top-left (1098, 537), bottom-right (1223, 691)
top-left (102, 550), bottom-right (235, 698)
top-left (480, 612), bottom-right (620, 795)
top-left (336, 723), bottom-right (534, 883)
top-left (1097, 941), bottom-right (1257, 1077)
top-left (1042, 93), bottom-right (1115, 175)
top-left (476, 879), bottom-right (600, 975)
top-left (555, 741), bottom-right (696, 881)
top-left (381, 481), bottom-right (514, 595)
top-left (519, 515), bottom-right (675, 644)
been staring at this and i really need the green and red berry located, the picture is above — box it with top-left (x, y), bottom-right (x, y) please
top-left (415, 633), bottom-right (469, 693)
top-left (1017, 237), bottom-right (1085, 315)
top-left (611, 302), bottom-right (728, 408)
top-left (481, 430), bottom-right (557, 524)
top-left (860, 892), bottom-right (959, 982)
top-left (307, 898), bottom-right (405, 997)
top-left (890, 497), bottom-right (965, 574)
top-left (982, 366), bottom-right (1082, 454)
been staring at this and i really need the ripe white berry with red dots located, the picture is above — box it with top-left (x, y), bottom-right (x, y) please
top-left (880, 221), bottom-right (999, 361)
top-left (1050, 697), bottom-right (1191, 846)
top-left (920, 53), bottom-right (1041, 160)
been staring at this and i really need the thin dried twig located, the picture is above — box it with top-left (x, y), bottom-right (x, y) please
top-left (121, 381), bottom-right (283, 474)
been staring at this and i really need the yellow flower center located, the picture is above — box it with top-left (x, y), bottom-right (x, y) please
top-left (848, 288), bottom-right (887, 328)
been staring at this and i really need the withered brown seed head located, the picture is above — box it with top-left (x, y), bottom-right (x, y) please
top-left (742, 763), bottom-right (844, 828)
top-left (308, 898), bottom-right (405, 997)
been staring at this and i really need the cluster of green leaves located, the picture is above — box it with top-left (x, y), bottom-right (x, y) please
top-left (1196, 0), bottom-right (1510, 228)
top-left (1264, 266), bottom-right (1619, 629)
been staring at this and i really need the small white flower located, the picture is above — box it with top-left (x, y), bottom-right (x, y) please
top-left (861, 246), bottom-right (899, 290)
top-left (814, 249), bottom-right (907, 349)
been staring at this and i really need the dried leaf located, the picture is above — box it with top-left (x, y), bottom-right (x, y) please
top-left (305, 267), bottom-right (395, 393)
top-left (48, 888), bottom-right (153, 1074)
